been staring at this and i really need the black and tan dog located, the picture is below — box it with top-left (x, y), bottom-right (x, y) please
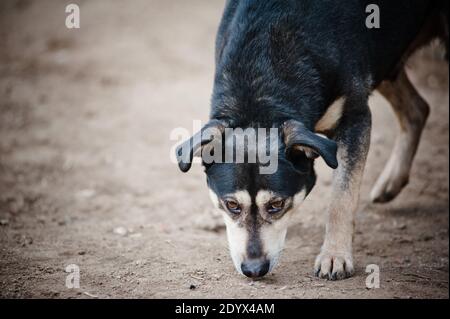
top-left (176, 0), bottom-right (448, 279)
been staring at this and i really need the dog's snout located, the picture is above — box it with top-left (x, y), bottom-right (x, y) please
top-left (241, 259), bottom-right (270, 278)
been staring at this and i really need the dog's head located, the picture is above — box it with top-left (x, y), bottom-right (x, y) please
top-left (176, 119), bottom-right (337, 278)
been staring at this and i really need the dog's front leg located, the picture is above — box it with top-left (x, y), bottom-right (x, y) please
top-left (314, 99), bottom-right (371, 280)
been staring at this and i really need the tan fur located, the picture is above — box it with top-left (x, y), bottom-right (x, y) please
top-left (315, 97), bottom-right (345, 133)
top-left (255, 190), bottom-right (274, 209)
top-left (315, 117), bottom-right (370, 279)
top-left (315, 186), bottom-right (358, 276)
top-left (233, 190), bottom-right (252, 208)
top-left (256, 190), bottom-right (307, 272)
top-left (211, 190), bottom-right (252, 275)
top-left (292, 145), bottom-right (317, 159)
top-left (370, 70), bottom-right (429, 203)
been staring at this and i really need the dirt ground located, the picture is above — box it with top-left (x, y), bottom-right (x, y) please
top-left (0, 0), bottom-right (448, 299)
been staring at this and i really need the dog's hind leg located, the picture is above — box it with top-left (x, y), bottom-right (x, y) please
top-left (370, 70), bottom-right (430, 203)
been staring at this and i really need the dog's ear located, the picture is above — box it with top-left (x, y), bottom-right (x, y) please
top-left (175, 119), bottom-right (226, 172)
top-left (282, 120), bottom-right (338, 169)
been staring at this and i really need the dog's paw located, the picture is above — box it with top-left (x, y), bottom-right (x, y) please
top-left (370, 169), bottom-right (409, 203)
top-left (314, 251), bottom-right (354, 280)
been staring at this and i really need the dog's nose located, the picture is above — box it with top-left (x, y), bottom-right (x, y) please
top-left (241, 259), bottom-right (270, 278)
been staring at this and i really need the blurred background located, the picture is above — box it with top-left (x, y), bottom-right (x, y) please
top-left (0, 0), bottom-right (448, 298)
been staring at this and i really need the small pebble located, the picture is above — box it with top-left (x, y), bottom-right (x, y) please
top-left (113, 227), bottom-right (128, 236)
top-left (77, 189), bottom-right (96, 199)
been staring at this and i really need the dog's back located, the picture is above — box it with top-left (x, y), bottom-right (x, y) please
top-left (212, 0), bottom-right (447, 128)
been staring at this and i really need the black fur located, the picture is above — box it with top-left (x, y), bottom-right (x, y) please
top-left (175, 0), bottom-right (447, 277)
top-left (178, 0), bottom-right (447, 208)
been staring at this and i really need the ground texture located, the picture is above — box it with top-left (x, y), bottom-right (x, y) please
top-left (0, 0), bottom-right (448, 298)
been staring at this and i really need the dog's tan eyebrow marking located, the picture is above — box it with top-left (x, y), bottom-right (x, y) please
top-left (209, 190), bottom-right (252, 209)
top-left (315, 97), bottom-right (345, 133)
top-left (255, 190), bottom-right (277, 208)
top-left (228, 190), bottom-right (252, 208)
top-left (256, 189), bottom-right (307, 214)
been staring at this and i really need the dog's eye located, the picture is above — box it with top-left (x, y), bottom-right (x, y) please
top-left (267, 200), bottom-right (285, 214)
top-left (225, 200), bottom-right (241, 214)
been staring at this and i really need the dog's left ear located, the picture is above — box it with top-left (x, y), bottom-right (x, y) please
top-left (282, 120), bottom-right (338, 169)
top-left (175, 119), bottom-right (227, 172)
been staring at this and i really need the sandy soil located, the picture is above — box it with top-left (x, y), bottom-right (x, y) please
top-left (0, 0), bottom-right (448, 299)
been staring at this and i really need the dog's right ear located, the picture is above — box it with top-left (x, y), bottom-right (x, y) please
top-left (175, 119), bottom-right (226, 172)
top-left (282, 119), bottom-right (338, 169)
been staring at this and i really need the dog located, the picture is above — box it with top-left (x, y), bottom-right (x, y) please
top-left (175, 0), bottom-right (448, 279)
